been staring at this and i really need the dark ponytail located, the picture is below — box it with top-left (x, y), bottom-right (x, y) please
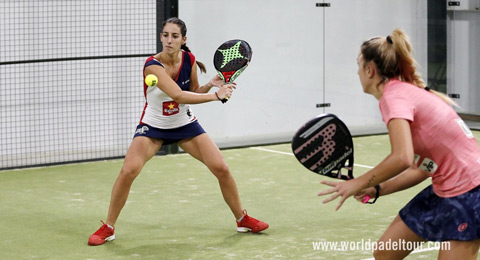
top-left (163, 17), bottom-right (207, 73)
top-left (180, 44), bottom-right (206, 73)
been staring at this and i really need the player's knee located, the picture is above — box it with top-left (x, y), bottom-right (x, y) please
top-left (211, 163), bottom-right (230, 180)
top-left (119, 164), bottom-right (142, 180)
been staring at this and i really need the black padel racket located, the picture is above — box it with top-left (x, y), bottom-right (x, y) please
top-left (291, 114), bottom-right (371, 203)
top-left (213, 39), bottom-right (252, 103)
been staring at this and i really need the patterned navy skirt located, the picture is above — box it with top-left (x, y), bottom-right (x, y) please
top-left (133, 121), bottom-right (206, 145)
top-left (399, 184), bottom-right (480, 241)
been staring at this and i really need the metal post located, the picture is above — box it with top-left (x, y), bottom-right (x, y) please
top-left (156, 0), bottom-right (179, 155)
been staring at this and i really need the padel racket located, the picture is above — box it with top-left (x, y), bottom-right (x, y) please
top-left (291, 114), bottom-right (372, 203)
top-left (213, 39), bottom-right (252, 103)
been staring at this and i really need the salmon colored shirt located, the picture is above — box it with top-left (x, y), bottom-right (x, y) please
top-left (380, 79), bottom-right (480, 197)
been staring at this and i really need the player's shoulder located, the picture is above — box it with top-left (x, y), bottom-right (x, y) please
top-left (384, 80), bottom-right (417, 96)
top-left (184, 51), bottom-right (196, 66)
top-left (144, 55), bottom-right (164, 68)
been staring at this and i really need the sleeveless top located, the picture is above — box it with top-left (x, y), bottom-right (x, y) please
top-left (139, 51), bottom-right (197, 129)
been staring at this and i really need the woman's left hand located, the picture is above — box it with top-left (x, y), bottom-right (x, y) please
top-left (317, 179), bottom-right (363, 211)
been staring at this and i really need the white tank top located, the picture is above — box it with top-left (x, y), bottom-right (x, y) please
top-left (139, 53), bottom-right (197, 129)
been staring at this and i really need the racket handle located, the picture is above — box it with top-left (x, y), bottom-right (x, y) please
top-left (221, 81), bottom-right (232, 103)
top-left (362, 195), bottom-right (371, 204)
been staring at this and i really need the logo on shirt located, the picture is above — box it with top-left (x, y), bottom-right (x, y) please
top-left (163, 101), bottom-right (179, 116)
top-left (419, 157), bottom-right (438, 174)
top-left (458, 223), bottom-right (468, 232)
top-left (455, 119), bottom-right (474, 138)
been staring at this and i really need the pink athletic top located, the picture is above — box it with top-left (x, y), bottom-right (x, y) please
top-left (380, 79), bottom-right (480, 197)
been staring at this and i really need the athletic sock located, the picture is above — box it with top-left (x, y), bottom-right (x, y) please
top-left (237, 215), bottom-right (244, 223)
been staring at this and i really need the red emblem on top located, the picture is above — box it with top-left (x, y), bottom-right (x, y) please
top-left (163, 101), bottom-right (179, 116)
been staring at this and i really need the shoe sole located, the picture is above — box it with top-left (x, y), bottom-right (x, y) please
top-left (237, 227), bottom-right (251, 233)
top-left (105, 234), bottom-right (115, 242)
top-left (88, 234), bottom-right (116, 246)
top-left (237, 227), bottom-right (269, 233)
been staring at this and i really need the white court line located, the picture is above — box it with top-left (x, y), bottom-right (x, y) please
top-left (250, 147), bottom-right (374, 169)
top-left (250, 147), bottom-right (294, 156)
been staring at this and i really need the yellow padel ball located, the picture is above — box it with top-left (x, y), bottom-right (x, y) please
top-left (145, 74), bottom-right (158, 87)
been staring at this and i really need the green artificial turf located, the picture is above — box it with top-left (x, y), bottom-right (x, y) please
top-left (1, 132), bottom-right (479, 259)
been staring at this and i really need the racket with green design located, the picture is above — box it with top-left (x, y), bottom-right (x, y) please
top-left (213, 39), bottom-right (252, 103)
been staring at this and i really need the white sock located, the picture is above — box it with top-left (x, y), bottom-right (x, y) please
top-left (237, 215), bottom-right (244, 223)
top-left (107, 224), bottom-right (114, 230)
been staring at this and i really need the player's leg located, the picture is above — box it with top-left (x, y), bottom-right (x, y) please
top-left (437, 239), bottom-right (480, 260)
top-left (373, 214), bottom-right (426, 260)
top-left (106, 136), bottom-right (163, 225)
top-left (88, 136), bottom-right (162, 246)
top-left (179, 133), bottom-right (243, 218)
top-left (179, 133), bottom-right (269, 233)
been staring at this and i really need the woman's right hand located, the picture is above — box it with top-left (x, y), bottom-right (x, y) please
top-left (216, 83), bottom-right (236, 100)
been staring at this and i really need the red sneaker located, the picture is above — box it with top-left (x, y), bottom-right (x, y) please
top-left (88, 221), bottom-right (115, 246)
top-left (236, 210), bottom-right (269, 233)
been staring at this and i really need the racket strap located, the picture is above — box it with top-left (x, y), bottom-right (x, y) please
top-left (366, 184), bottom-right (381, 204)
top-left (215, 92), bottom-right (227, 103)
